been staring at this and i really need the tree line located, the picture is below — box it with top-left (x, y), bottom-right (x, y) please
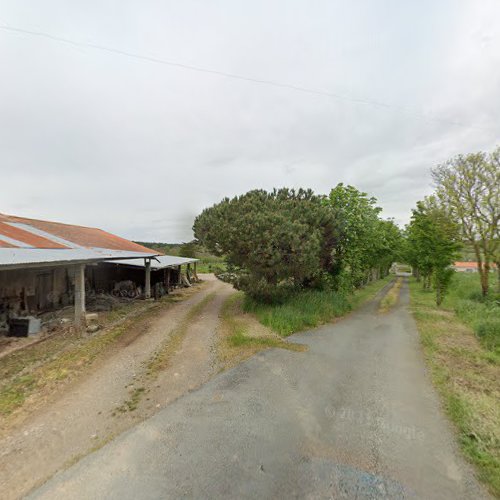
top-left (194, 146), bottom-right (498, 306)
top-left (405, 146), bottom-right (499, 304)
top-left (193, 184), bottom-right (402, 302)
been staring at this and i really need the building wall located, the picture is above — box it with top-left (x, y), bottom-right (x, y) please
top-left (0, 262), bottom-right (185, 330)
top-left (0, 265), bottom-right (77, 328)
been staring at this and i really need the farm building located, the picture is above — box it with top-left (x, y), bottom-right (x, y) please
top-left (0, 213), bottom-right (197, 336)
top-left (453, 261), bottom-right (497, 273)
top-left (91, 255), bottom-right (198, 300)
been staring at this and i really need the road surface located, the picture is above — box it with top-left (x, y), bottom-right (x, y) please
top-left (29, 279), bottom-right (488, 499)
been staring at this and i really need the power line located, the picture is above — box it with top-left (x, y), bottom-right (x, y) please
top-left (0, 24), bottom-right (490, 131)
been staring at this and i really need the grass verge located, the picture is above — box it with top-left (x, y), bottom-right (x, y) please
top-left (217, 293), bottom-right (305, 371)
top-left (379, 278), bottom-right (403, 313)
top-left (245, 275), bottom-right (394, 337)
top-left (0, 286), bottom-right (204, 418)
top-left (146, 292), bottom-right (217, 378)
top-left (445, 273), bottom-right (499, 353)
top-left (409, 278), bottom-right (500, 497)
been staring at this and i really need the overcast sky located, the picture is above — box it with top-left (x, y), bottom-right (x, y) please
top-left (1, 1), bottom-right (499, 242)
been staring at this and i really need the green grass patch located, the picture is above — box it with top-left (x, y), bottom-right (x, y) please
top-left (378, 278), bottom-right (403, 313)
top-left (245, 275), bottom-right (393, 337)
top-left (220, 293), bottom-right (303, 353)
top-left (437, 273), bottom-right (499, 353)
top-left (146, 293), bottom-right (216, 377)
top-left (227, 330), bottom-right (286, 349)
top-left (195, 257), bottom-right (227, 275)
top-left (116, 386), bottom-right (146, 413)
top-left (409, 278), bottom-right (500, 496)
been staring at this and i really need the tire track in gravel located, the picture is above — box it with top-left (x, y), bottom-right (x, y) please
top-left (0, 275), bottom-right (233, 500)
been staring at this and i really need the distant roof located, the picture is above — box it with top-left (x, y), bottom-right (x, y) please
top-left (454, 261), bottom-right (479, 268)
top-left (454, 261), bottom-right (497, 269)
top-left (107, 255), bottom-right (198, 270)
top-left (0, 213), bottom-right (159, 269)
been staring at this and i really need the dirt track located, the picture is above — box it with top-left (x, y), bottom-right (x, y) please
top-left (29, 278), bottom-right (490, 500)
top-left (0, 275), bottom-right (235, 500)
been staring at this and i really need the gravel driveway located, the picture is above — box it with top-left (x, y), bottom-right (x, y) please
top-left (29, 279), bottom-right (489, 499)
top-left (1, 276), bottom-right (234, 500)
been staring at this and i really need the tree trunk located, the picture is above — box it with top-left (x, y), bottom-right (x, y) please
top-left (413, 268), bottom-right (420, 282)
top-left (481, 261), bottom-right (490, 296)
top-left (436, 285), bottom-right (442, 306)
top-left (473, 243), bottom-right (489, 297)
top-left (422, 274), bottom-right (431, 290)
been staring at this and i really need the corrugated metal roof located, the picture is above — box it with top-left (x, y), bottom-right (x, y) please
top-left (0, 240), bottom-right (16, 248)
top-left (0, 248), bottom-right (158, 270)
top-left (0, 213), bottom-right (156, 254)
top-left (0, 221), bottom-right (67, 249)
top-left (0, 212), bottom-right (161, 269)
top-left (7, 222), bottom-right (83, 248)
top-left (107, 255), bottom-right (198, 270)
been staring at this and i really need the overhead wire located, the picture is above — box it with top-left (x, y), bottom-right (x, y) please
top-left (0, 24), bottom-right (492, 132)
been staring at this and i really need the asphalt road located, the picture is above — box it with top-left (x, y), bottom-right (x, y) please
top-left (29, 279), bottom-right (488, 500)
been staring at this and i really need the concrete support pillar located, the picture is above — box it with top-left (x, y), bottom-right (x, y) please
top-left (74, 264), bottom-right (86, 326)
top-left (145, 259), bottom-right (151, 299)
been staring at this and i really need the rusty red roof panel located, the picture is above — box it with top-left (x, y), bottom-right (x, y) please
top-left (0, 221), bottom-right (68, 249)
top-left (0, 239), bottom-right (17, 248)
top-left (454, 261), bottom-right (497, 269)
top-left (0, 214), bottom-right (157, 254)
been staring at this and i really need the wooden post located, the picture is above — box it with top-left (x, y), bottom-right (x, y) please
top-left (145, 259), bottom-right (151, 299)
top-left (178, 265), bottom-right (182, 285)
top-left (74, 264), bottom-right (86, 326)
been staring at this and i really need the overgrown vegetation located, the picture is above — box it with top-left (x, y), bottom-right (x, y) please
top-left (194, 185), bottom-right (402, 303)
top-left (244, 276), bottom-right (393, 336)
top-left (216, 293), bottom-right (306, 371)
top-left (409, 276), bottom-right (499, 496)
top-left (445, 274), bottom-right (500, 353)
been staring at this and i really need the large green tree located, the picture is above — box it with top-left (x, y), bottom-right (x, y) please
top-left (325, 184), bottom-right (401, 291)
top-left (193, 188), bottom-right (338, 301)
top-left (432, 148), bottom-right (499, 296)
top-left (406, 197), bottom-right (461, 305)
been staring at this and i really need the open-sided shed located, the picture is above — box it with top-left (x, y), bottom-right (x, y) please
top-left (0, 213), bottom-right (158, 331)
top-left (92, 255), bottom-right (199, 299)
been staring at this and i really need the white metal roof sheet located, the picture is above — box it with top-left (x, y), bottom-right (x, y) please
top-left (6, 222), bottom-right (83, 248)
top-left (107, 255), bottom-right (198, 270)
top-left (0, 248), bottom-right (158, 270)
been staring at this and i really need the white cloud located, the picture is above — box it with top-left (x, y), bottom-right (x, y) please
top-left (0, 0), bottom-right (499, 241)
